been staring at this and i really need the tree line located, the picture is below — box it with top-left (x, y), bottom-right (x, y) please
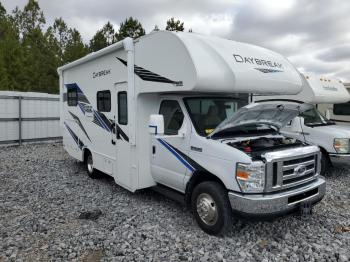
top-left (0, 0), bottom-right (186, 94)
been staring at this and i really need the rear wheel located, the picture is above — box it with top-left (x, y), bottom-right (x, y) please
top-left (85, 152), bottom-right (99, 179)
top-left (191, 181), bottom-right (232, 235)
top-left (320, 151), bottom-right (330, 176)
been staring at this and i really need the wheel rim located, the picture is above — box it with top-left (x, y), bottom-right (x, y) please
top-left (196, 193), bottom-right (218, 226)
top-left (87, 155), bottom-right (93, 174)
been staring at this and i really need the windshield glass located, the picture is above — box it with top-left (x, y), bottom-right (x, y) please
top-left (300, 107), bottom-right (330, 126)
top-left (184, 97), bottom-right (247, 136)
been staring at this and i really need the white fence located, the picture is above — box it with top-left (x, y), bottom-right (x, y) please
top-left (0, 91), bottom-right (61, 145)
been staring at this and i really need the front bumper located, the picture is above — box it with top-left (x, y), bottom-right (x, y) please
top-left (329, 153), bottom-right (350, 166)
top-left (228, 177), bottom-right (326, 216)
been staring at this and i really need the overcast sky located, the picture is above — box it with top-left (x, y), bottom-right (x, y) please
top-left (2, 0), bottom-right (350, 82)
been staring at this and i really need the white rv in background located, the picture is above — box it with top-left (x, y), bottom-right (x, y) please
top-left (58, 31), bottom-right (325, 235)
top-left (318, 82), bottom-right (350, 125)
top-left (254, 74), bottom-right (350, 174)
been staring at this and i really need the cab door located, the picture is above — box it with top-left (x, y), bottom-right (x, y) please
top-left (151, 99), bottom-right (191, 192)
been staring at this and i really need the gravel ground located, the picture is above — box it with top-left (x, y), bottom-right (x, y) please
top-left (0, 143), bottom-right (349, 262)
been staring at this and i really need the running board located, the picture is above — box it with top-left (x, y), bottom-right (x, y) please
top-left (152, 184), bottom-right (185, 205)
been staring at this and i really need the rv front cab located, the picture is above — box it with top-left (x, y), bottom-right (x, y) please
top-left (149, 97), bottom-right (326, 234)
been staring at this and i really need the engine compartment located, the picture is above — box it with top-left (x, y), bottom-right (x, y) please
top-left (226, 136), bottom-right (304, 159)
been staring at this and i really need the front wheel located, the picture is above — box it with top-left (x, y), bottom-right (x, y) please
top-left (85, 152), bottom-right (99, 179)
top-left (191, 181), bottom-right (232, 235)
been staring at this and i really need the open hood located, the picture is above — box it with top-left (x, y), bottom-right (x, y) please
top-left (209, 102), bottom-right (313, 138)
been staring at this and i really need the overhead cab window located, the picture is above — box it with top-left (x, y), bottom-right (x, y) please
top-left (67, 87), bottom-right (78, 106)
top-left (97, 90), bottom-right (111, 112)
top-left (159, 100), bottom-right (184, 135)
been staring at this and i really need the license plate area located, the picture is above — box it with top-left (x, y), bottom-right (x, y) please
top-left (288, 188), bottom-right (318, 204)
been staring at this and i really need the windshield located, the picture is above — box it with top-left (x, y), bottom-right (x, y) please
top-left (300, 107), bottom-right (332, 126)
top-left (184, 97), bottom-right (248, 136)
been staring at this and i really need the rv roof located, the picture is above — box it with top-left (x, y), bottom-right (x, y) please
top-left (58, 31), bottom-right (303, 95)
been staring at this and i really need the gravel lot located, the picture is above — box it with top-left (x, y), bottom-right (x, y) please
top-left (0, 143), bottom-right (349, 262)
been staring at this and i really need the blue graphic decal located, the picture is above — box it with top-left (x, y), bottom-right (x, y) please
top-left (157, 138), bottom-right (195, 172)
top-left (64, 122), bottom-right (84, 149)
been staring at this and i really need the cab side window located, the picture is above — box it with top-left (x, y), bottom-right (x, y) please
top-left (159, 100), bottom-right (184, 135)
top-left (334, 102), bottom-right (350, 115)
top-left (97, 90), bottom-right (111, 112)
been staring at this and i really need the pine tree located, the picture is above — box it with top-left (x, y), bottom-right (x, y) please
top-left (0, 3), bottom-right (25, 91)
top-left (51, 17), bottom-right (69, 62)
top-left (0, 2), bottom-right (6, 17)
top-left (63, 28), bottom-right (89, 64)
top-left (89, 22), bottom-right (116, 52)
top-left (165, 18), bottom-right (184, 32)
top-left (10, 0), bottom-right (60, 93)
top-left (115, 17), bottom-right (145, 41)
top-left (89, 30), bottom-right (108, 52)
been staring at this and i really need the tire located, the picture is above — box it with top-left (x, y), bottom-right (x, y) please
top-left (320, 151), bottom-right (330, 176)
top-left (191, 181), bottom-right (232, 235)
top-left (85, 152), bottom-right (99, 179)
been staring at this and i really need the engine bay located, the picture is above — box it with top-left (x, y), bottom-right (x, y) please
top-left (225, 135), bottom-right (304, 159)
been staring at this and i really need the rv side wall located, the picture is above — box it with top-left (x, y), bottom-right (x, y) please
top-left (60, 48), bottom-right (140, 188)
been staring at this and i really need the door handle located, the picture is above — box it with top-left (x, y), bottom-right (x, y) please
top-left (152, 146), bottom-right (156, 154)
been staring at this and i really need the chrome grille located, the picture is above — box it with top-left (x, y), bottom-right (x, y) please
top-left (264, 146), bottom-right (321, 192)
top-left (282, 155), bottom-right (316, 185)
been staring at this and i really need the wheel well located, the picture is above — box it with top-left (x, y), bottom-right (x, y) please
top-left (319, 146), bottom-right (328, 155)
top-left (319, 146), bottom-right (332, 166)
top-left (83, 148), bottom-right (91, 163)
top-left (184, 171), bottom-right (227, 208)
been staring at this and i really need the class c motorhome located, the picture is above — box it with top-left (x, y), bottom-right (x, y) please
top-left (58, 31), bottom-right (325, 235)
top-left (254, 74), bottom-right (350, 174)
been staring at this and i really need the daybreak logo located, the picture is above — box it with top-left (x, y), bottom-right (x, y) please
top-left (93, 69), bottom-right (111, 79)
top-left (233, 54), bottom-right (283, 69)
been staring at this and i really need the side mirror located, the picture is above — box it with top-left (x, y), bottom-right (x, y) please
top-left (149, 114), bottom-right (164, 135)
top-left (290, 116), bottom-right (304, 133)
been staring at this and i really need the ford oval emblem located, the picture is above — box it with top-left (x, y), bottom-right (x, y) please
top-left (294, 165), bottom-right (306, 176)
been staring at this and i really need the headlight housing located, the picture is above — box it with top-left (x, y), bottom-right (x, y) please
top-left (333, 138), bottom-right (350, 153)
top-left (236, 161), bottom-right (265, 193)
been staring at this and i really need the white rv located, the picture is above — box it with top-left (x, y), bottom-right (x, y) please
top-left (58, 31), bottom-right (325, 235)
top-left (318, 82), bottom-right (350, 125)
top-left (254, 74), bottom-right (350, 174)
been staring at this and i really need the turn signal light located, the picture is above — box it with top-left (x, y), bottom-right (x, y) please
top-left (236, 170), bottom-right (249, 180)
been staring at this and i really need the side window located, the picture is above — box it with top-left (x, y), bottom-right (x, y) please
top-left (97, 90), bottom-right (111, 112)
top-left (118, 92), bottom-right (127, 125)
top-left (159, 100), bottom-right (184, 135)
top-left (67, 88), bottom-right (78, 106)
top-left (334, 102), bottom-right (350, 115)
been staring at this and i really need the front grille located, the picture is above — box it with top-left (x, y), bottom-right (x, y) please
top-left (282, 155), bottom-right (316, 186)
top-left (283, 155), bottom-right (315, 166)
top-left (267, 151), bottom-right (319, 192)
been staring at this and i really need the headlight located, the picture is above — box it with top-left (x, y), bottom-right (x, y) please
top-left (236, 162), bottom-right (265, 193)
top-left (334, 138), bottom-right (350, 153)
